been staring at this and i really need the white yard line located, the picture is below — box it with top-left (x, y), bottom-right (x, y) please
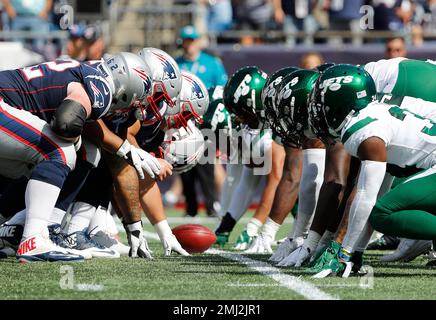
top-left (207, 248), bottom-right (339, 301)
top-left (139, 229), bottom-right (337, 300)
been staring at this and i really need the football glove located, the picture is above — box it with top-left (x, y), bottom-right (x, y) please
top-left (244, 233), bottom-right (273, 254)
top-left (269, 236), bottom-right (304, 263)
top-left (117, 140), bottom-right (161, 180)
top-left (215, 232), bottom-right (230, 248)
top-left (125, 221), bottom-right (153, 259)
top-left (234, 229), bottom-right (253, 251)
top-left (154, 220), bottom-right (189, 256)
top-left (277, 245), bottom-right (312, 267)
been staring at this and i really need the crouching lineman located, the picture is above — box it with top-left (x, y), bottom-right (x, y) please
top-left (308, 64), bottom-right (436, 276)
top-left (62, 64), bottom-right (209, 258)
top-left (0, 52), bottom-right (164, 263)
top-left (212, 67), bottom-right (287, 250)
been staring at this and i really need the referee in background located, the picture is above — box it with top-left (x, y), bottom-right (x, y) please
top-left (175, 25), bottom-right (228, 217)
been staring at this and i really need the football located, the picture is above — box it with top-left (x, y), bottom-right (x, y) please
top-left (172, 224), bottom-right (217, 253)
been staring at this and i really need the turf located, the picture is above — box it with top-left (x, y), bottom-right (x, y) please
top-left (0, 208), bottom-right (435, 300)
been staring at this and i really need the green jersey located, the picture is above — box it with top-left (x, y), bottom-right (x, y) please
top-left (365, 58), bottom-right (436, 102)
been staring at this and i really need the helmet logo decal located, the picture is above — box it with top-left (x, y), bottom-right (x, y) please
top-left (329, 83), bottom-right (341, 91)
top-left (321, 76), bottom-right (354, 89)
top-left (290, 77), bottom-right (299, 87)
top-left (234, 74), bottom-right (252, 103)
top-left (132, 67), bottom-right (152, 96)
top-left (153, 52), bottom-right (177, 80)
top-left (183, 74), bottom-right (205, 99)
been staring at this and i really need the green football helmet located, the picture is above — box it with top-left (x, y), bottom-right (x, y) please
top-left (276, 69), bottom-right (320, 147)
top-left (314, 63), bottom-right (335, 73)
top-left (202, 86), bottom-right (232, 133)
top-left (261, 66), bottom-right (300, 137)
top-left (223, 66), bottom-right (268, 129)
top-left (308, 64), bottom-right (377, 141)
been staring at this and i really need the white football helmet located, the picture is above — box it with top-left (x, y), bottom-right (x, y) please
top-left (166, 71), bottom-right (209, 129)
top-left (161, 121), bottom-right (205, 173)
top-left (103, 52), bottom-right (152, 115)
top-left (136, 48), bottom-right (182, 122)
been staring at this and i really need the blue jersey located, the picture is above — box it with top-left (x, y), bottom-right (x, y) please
top-left (0, 59), bottom-right (113, 122)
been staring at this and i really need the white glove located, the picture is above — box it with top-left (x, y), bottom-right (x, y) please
top-left (278, 246), bottom-right (312, 267)
top-left (117, 140), bottom-right (161, 179)
top-left (269, 236), bottom-right (304, 263)
top-left (244, 233), bottom-right (274, 254)
top-left (125, 221), bottom-right (153, 259)
top-left (154, 220), bottom-right (190, 256)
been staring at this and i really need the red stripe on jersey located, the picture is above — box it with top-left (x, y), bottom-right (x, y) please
top-left (0, 85), bottom-right (66, 95)
top-left (0, 126), bottom-right (49, 160)
top-left (0, 106), bottom-right (67, 163)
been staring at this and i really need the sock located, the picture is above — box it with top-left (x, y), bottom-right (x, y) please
top-left (87, 205), bottom-right (108, 235)
top-left (246, 218), bottom-right (263, 237)
top-left (215, 212), bottom-right (236, 234)
top-left (353, 222), bottom-right (373, 253)
top-left (228, 167), bottom-right (262, 221)
top-left (261, 217), bottom-right (281, 239)
top-left (105, 210), bottom-right (119, 237)
top-left (5, 210), bottom-right (26, 226)
top-left (304, 230), bottom-right (322, 252)
top-left (23, 180), bottom-right (61, 239)
top-left (68, 201), bottom-right (97, 234)
top-left (317, 230), bottom-right (335, 249)
top-left (48, 208), bottom-right (66, 226)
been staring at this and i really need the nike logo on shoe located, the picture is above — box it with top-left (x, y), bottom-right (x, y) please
top-left (17, 237), bottom-right (37, 255)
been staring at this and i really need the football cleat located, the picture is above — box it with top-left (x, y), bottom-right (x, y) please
top-left (16, 230), bottom-right (84, 263)
top-left (307, 241), bottom-right (341, 273)
top-left (48, 224), bottom-right (93, 260)
top-left (367, 234), bottom-right (400, 250)
top-left (0, 224), bottom-right (23, 250)
top-left (215, 232), bottom-right (230, 248)
top-left (0, 247), bottom-right (16, 259)
top-left (62, 230), bottom-right (120, 259)
top-left (90, 230), bottom-right (130, 256)
top-left (234, 229), bottom-right (253, 251)
top-left (381, 239), bottom-right (432, 262)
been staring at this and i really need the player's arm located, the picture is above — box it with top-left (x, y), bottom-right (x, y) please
top-left (50, 82), bottom-right (93, 142)
top-left (251, 141), bottom-right (285, 223)
top-left (340, 137), bottom-right (387, 256)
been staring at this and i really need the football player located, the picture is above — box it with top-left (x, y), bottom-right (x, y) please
top-left (0, 52), bottom-right (163, 263)
top-left (213, 66), bottom-right (287, 250)
top-left (308, 64), bottom-right (436, 276)
top-left (65, 65), bottom-right (208, 258)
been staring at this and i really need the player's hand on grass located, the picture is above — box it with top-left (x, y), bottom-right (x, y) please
top-left (234, 229), bottom-right (253, 251)
top-left (269, 236), bottom-right (304, 263)
top-left (278, 245), bottom-right (311, 267)
top-left (125, 221), bottom-right (153, 259)
top-left (244, 233), bottom-right (273, 254)
top-left (312, 250), bottom-right (353, 278)
top-left (154, 219), bottom-right (189, 256)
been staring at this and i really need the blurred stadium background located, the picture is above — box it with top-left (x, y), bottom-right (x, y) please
top-left (1, 0), bottom-right (436, 214)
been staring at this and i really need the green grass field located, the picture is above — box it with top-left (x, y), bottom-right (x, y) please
top-left (0, 208), bottom-right (435, 300)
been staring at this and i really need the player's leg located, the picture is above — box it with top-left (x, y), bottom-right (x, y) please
top-left (370, 167), bottom-right (436, 241)
top-left (215, 166), bottom-right (263, 246)
top-left (219, 163), bottom-right (244, 216)
top-left (196, 163), bottom-right (220, 217)
top-left (0, 102), bottom-right (80, 262)
top-left (180, 168), bottom-right (198, 217)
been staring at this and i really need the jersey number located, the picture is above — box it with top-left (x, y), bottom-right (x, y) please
top-left (21, 60), bottom-right (81, 81)
top-left (388, 106), bottom-right (436, 136)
